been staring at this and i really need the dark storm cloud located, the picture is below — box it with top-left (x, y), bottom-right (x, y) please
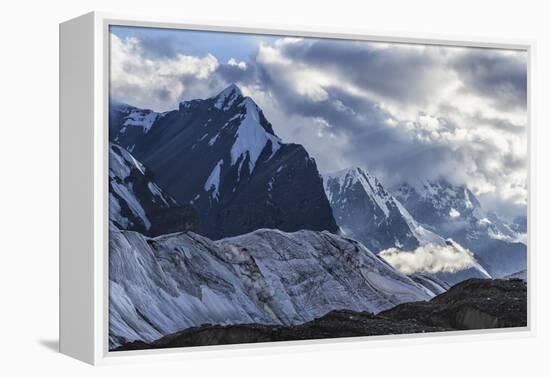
top-left (254, 63), bottom-right (457, 184)
top-left (452, 50), bottom-right (527, 110)
top-left (279, 92), bottom-right (457, 184)
top-left (281, 40), bottom-right (447, 105)
top-left (270, 81), bottom-right (385, 129)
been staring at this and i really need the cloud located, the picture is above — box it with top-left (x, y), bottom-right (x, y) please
top-left (227, 58), bottom-right (247, 70)
top-left (379, 242), bottom-right (478, 275)
top-left (109, 31), bottom-right (528, 218)
top-left (249, 38), bottom-right (528, 215)
top-left (451, 49), bottom-right (527, 110)
top-left (274, 40), bottom-right (452, 108)
top-left (110, 34), bottom-right (220, 111)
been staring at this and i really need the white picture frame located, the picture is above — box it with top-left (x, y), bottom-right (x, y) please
top-left (59, 11), bottom-right (535, 365)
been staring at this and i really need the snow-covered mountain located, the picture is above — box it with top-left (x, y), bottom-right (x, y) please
top-left (323, 167), bottom-right (491, 285)
top-left (323, 167), bottom-right (442, 251)
top-left (109, 226), bottom-right (437, 348)
top-left (110, 84), bottom-right (338, 239)
top-left (393, 180), bottom-right (527, 277)
top-left (109, 101), bottom-right (161, 150)
top-left (109, 144), bottom-right (199, 236)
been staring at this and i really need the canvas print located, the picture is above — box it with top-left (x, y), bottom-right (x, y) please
top-left (108, 26), bottom-right (528, 351)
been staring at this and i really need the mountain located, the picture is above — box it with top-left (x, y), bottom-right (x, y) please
top-left (109, 144), bottom-right (199, 236)
top-left (511, 215), bottom-right (527, 234)
top-left (505, 269), bottom-right (527, 281)
top-left (393, 180), bottom-right (527, 277)
top-left (323, 167), bottom-right (491, 286)
top-left (109, 100), bottom-right (161, 150)
top-left (110, 84), bottom-right (338, 240)
top-left (109, 226), bottom-right (437, 349)
top-left (323, 167), bottom-right (442, 252)
top-left (115, 278), bottom-right (527, 351)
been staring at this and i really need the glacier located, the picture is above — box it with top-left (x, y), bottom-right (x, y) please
top-left (109, 227), bottom-right (436, 349)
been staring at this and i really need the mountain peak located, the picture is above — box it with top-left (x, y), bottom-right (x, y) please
top-left (214, 83), bottom-right (243, 110)
top-left (323, 166), bottom-right (446, 253)
top-left (326, 166), bottom-right (365, 180)
top-left (400, 179), bottom-right (483, 215)
top-left (325, 167), bottom-right (379, 190)
top-left (220, 83), bottom-right (242, 96)
top-left (324, 166), bottom-right (392, 218)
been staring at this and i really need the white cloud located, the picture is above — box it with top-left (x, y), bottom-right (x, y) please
top-left (379, 242), bottom-right (477, 275)
top-left (227, 58), bottom-right (247, 70)
top-left (110, 34), bottom-right (219, 111)
top-left (257, 40), bottom-right (299, 66)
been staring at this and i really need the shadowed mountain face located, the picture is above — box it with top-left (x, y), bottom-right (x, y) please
top-left (324, 167), bottom-right (442, 252)
top-left (114, 278), bottom-right (526, 351)
top-left (110, 84), bottom-right (338, 240)
top-left (109, 144), bottom-right (199, 236)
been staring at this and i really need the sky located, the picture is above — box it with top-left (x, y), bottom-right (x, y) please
top-left (109, 25), bottom-right (528, 219)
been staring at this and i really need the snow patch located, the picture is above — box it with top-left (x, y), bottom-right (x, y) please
top-left (147, 182), bottom-right (170, 206)
top-left (208, 133), bottom-right (220, 146)
top-left (449, 208), bottom-right (460, 218)
top-left (204, 160), bottom-right (223, 200)
top-left (109, 194), bottom-right (130, 228)
top-left (478, 217), bottom-right (492, 225)
top-left (222, 114), bottom-right (242, 129)
top-left (230, 98), bottom-right (281, 174)
top-left (123, 110), bottom-right (158, 133)
top-left (326, 167), bottom-right (390, 217)
top-left (111, 181), bottom-right (151, 230)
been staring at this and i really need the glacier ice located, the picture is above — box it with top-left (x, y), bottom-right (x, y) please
top-left (109, 227), bottom-right (435, 348)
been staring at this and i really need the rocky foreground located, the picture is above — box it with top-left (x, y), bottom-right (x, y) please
top-left (115, 278), bottom-right (527, 351)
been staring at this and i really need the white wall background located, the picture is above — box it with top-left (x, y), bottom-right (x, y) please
top-left (0, 0), bottom-right (547, 375)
